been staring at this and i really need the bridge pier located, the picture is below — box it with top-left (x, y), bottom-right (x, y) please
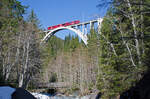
top-left (97, 18), bottom-right (103, 34)
top-left (90, 21), bottom-right (94, 30)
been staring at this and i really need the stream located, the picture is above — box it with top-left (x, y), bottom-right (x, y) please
top-left (32, 93), bottom-right (94, 99)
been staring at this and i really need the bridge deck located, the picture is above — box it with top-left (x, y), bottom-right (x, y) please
top-left (37, 82), bottom-right (70, 89)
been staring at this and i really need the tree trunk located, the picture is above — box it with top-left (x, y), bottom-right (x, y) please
top-left (19, 36), bottom-right (30, 88)
top-left (126, 0), bottom-right (141, 64)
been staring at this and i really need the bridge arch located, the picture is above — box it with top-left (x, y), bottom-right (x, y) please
top-left (42, 26), bottom-right (88, 45)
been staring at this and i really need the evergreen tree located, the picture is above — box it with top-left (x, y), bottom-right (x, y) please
top-left (97, 0), bottom-right (150, 98)
top-left (0, 0), bottom-right (26, 84)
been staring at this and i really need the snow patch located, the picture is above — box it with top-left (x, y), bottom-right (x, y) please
top-left (31, 93), bottom-right (91, 99)
top-left (32, 93), bottom-right (51, 99)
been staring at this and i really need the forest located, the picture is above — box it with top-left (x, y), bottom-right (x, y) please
top-left (0, 0), bottom-right (150, 99)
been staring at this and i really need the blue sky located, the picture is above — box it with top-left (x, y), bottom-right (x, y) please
top-left (18, 0), bottom-right (108, 39)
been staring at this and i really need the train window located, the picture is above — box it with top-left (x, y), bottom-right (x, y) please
top-left (62, 23), bottom-right (66, 26)
top-left (48, 27), bottom-right (51, 30)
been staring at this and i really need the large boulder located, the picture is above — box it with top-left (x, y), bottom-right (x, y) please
top-left (12, 88), bottom-right (36, 99)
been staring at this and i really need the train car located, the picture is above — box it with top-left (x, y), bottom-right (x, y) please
top-left (47, 20), bottom-right (80, 30)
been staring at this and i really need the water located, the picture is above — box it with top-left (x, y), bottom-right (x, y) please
top-left (32, 93), bottom-right (90, 99)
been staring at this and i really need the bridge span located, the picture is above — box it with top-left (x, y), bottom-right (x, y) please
top-left (42, 18), bottom-right (103, 45)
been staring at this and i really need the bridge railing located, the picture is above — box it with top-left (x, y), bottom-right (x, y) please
top-left (37, 82), bottom-right (71, 89)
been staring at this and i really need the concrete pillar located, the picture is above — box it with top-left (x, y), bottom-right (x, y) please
top-left (97, 18), bottom-right (103, 34)
top-left (90, 21), bottom-right (94, 30)
top-left (82, 24), bottom-right (84, 34)
top-left (84, 24), bottom-right (87, 34)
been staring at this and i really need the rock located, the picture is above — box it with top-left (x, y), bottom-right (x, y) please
top-left (89, 92), bottom-right (102, 99)
top-left (12, 88), bottom-right (36, 99)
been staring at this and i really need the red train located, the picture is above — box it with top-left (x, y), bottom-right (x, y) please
top-left (48, 20), bottom-right (80, 30)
